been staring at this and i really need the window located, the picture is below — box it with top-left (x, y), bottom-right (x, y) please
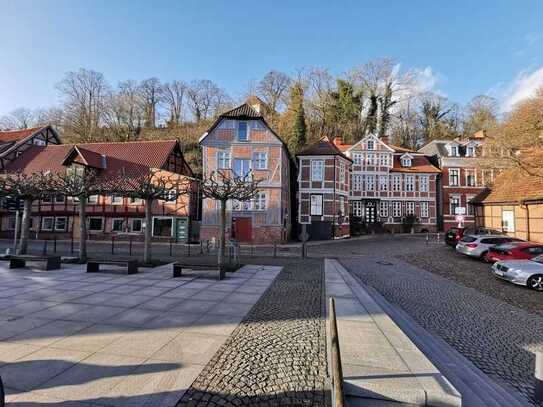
top-left (112, 195), bottom-right (123, 205)
top-left (367, 140), bottom-right (375, 150)
top-left (405, 202), bottom-right (415, 214)
top-left (449, 169), bottom-right (460, 186)
top-left (55, 195), bottom-right (65, 204)
top-left (254, 192), bottom-right (266, 211)
top-left (218, 151), bottom-right (231, 169)
top-left (339, 162), bottom-right (345, 183)
top-left (352, 174), bottom-right (363, 191)
top-left (7, 215), bottom-right (16, 230)
top-left (449, 195), bottom-right (460, 215)
top-left (338, 196), bottom-right (345, 216)
top-left (405, 176), bottom-right (415, 192)
top-left (392, 176), bottom-right (401, 192)
top-left (419, 176), bottom-right (429, 192)
top-left (54, 217), bottom-right (67, 231)
top-left (87, 195), bottom-right (98, 204)
top-left (450, 145), bottom-right (459, 156)
top-left (353, 153), bottom-right (363, 165)
top-left (41, 217), bottom-right (54, 231)
top-left (153, 217), bottom-right (173, 237)
top-left (33, 138), bottom-right (46, 146)
top-left (502, 210), bottom-right (515, 232)
top-left (41, 196), bottom-right (52, 204)
top-left (366, 175), bottom-right (375, 191)
top-left (131, 218), bottom-right (143, 232)
top-left (351, 201), bottom-right (363, 217)
top-left (310, 195), bottom-right (323, 216)
top-left (237, 121), bottom-right (248, 141)
top-left (401, 157), bottom-right (412, 167)
top-left (420, 202), bottom-right (429, 218)
top-left (311, 160), bottom-right (324, 181)
top-left (129, 197), bottom-right (143, 205)
top-left (379, 154), bottom-right (389, 166)
top-left (465, 169), bottom-right (476, 187)
top-left (466, 146), bottom-right (475, 157)
top-left (219, 119), bottom-right (235, 129)
top-left (466, 195), bottom-right (475, 215)
top-left (112, 218), bottom-right (125, 232)
top-left (379, 201), bottom-right (388, 217)
top-left (392, 202), bottom-right (402, 217)
top-left (379, 175), bottom-right (388, 191)
top-left (233, 159), bottom-right (251, 178)
top-left (253, 152), bottom-right (268, 170)
top-left (367, 153), bottom-right (375, 166)
top-left (88, 217), bottom-right (104, 232)
top-left (164, 190), bottom-right (177, 202)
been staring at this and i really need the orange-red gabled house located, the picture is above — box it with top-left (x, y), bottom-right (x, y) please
top-left (0, 125), bottom-right (61, 169)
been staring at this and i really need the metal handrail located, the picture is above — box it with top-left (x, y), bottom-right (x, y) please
top-left (329, 297), bottom-right (345, 407)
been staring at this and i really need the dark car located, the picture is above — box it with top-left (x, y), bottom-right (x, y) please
top-left (445, 226), bottom-right (504, 247)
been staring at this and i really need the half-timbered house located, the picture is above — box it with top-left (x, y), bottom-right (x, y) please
top-left (0, 125), bottom-right (61, 169)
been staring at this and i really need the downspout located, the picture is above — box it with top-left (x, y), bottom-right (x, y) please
top-left (333, 156), bottom-right (336, 239)
top-left (521, 200), bottom-right (530, 241)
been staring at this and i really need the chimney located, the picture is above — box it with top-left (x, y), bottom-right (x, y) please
top-left (333, 137), bottom-right (343, 146)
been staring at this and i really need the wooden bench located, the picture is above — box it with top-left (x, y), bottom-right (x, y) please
top-left (8, 255), bottom-right (61, 271)
top-left (87, 260), bottom-right (138, 275)
top-left (173, 263), bottom-right (224, 280)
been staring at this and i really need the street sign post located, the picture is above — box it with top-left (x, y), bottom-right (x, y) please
top-left (455, 214), bottom-right (465, 227)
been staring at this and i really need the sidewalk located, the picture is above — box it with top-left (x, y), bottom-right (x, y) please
top-left (325, 259), bottom-right (461, 406)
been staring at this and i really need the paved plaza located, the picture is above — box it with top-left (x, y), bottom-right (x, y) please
top-left (0, 261), bottom-right (280, 406)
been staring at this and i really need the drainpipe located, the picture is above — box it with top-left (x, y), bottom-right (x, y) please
top-left (521, 200), bottom-right (531, 241)
top-left (333, 156), bottom-right (336, 239)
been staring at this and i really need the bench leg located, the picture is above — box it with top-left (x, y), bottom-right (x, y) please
top-left (218, 267), bottom-right (225, 281)
top-left (45, 258), bottom-right (61, 271)
top-left (87, 263), bottom-right (99, 273)
top-left (9, 259), bottom-right (25, 269)
top-left (173, 265), bottom-right (182, 278)
top-left (127, 264), bottom-right (138, 275)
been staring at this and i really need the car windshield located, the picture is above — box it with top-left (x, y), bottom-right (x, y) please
top-left (460, 236), bottom-right (477, 243)
top-left (532, 254), bottom-right (543, 264)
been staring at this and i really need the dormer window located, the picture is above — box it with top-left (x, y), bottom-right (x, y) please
top-left (238, 121), bottom-right (248, 141)
top-left (400, 154), bottom-right (412, 167)
top-left (466, 146), bottom-right (475, 157)
top-left (449, 145), bottom-right (459, 157)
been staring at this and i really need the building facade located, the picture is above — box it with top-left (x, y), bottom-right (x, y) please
top-left (199, 102), bottom-right (291, 244)
top-left (0, 125), bottom-right (61, 169)
top-left (297, 137), bottom-right (351, 240)
top-left (334, 135), bottom-right (440, 233)
top-left (419, 131), bottom-right (490, 232)
top-left (0, 140), bottom-right (197, 242)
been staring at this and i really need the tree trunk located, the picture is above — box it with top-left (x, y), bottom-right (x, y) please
top-left (218, 200), bottom-right (227, 271)
top-left (78, 199), bottom-right (87, 263)
top-left (18, 198), bottom-right (32, 255)
top-left (143, 197), bottom-right (153, 264)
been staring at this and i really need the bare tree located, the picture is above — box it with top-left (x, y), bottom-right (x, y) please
top-left (463, 95), bottom-right (498, 136)
top-left (186, 79), bottom-right (231, 122)
top-left (1, 172), bottom-right (55, 254)
top-left (104, 80), bottom-right (144, 141)
top-left (0, 108), bottom-right (38, 130)
top-left (139, 78), bottom-right (162, 128)
top-left (199, 171), bottom-right (261, 272)
top-left (161, 80), bottom-right (187, 127)
top-left (256, 70), bottom-right (291, 113)
top-left (56, 68), bottom-right (110, 142)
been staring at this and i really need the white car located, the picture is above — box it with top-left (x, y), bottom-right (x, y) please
top-left (492, 255), bottom-right (543, 291)
top-left (455, 234), bottom-right (523, 259)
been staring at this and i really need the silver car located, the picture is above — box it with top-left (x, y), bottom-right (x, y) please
top-left (492, 255), bottom-right (543, 291)
top-left (455, 234), bottom-right (523, 259)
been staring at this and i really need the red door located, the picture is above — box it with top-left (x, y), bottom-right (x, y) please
top-left (232, 217), bottom-right (252, 242)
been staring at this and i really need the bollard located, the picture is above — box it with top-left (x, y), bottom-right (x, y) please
top-left (42, 240), bottom-right (48, 256)
top-left (436, 232), bottom-right (440, 243)
top-left (129, 236), bottom-right (133, 256)
top-left (200, 241), bottom-right (204, 254)
top-left (206, 240), bottom-right (210, 253)
top-left (329, 297), bottom-right (345, 407)
top-left (188, 242), bottom-right (191, 257)
top-left (273, 243), bottom-right (277, 258)
top-left (111, 236), bottom-right (115, 255)
top-left (169, 239), bottom-right (173, 257)
top-left (426, 232), bottom-right (429, 245)
top-left (53, 236), bottom-right (57, 253)
top-left (536, 351), bottom-right (543, 402)
top-left (0, 374), bottom-right (4, 407)
top-left (70, 234), bottom-right (74, 254)
top-left (301, 242), bottom-right (306, 258)
top-left (251, 245), bottom-right (255, 256)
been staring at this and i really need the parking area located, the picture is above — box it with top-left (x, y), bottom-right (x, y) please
top-left (0, 262), bottom-right (280, 406)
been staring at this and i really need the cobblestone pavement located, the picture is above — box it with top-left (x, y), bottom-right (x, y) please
top-left (399, 244), bottom-right (543, 316)
top-left (340, 255), bottom-right (543, 406)
top-left (177, 258), bottom-right (327, 407)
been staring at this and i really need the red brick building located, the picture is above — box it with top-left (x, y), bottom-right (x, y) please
top-left (335, 135), bottom-right (441, 233)
top-left (0, 140), bottom-right (196, 242)
top-left (0, 125), bottom-right (61, 169)
top-left (419, 131), bottom-right (490, 231)
top-left (199, 101), bottom-right (292, 244)
top-left (297, 137), bottom-right (351, 240)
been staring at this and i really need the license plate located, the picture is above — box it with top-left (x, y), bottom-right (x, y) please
top-left (494, 270), bottom-right (504, 276)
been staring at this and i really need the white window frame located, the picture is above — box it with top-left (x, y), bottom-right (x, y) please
top-left (88, 217), bottom-right (104, 232)
top-left (130, 218), bottom-right (143, 233)
top-left (449, 169), bottom-right (460, 187)
top-left (367, 139), bottom-right (375, 150)
top-left (367, 153), bottom-right (375, 166)
top-left (41, 217), bottom-right (54, 231)
top-left (152, 216), bottom-right (174, 237)
top-left (465, 169), bottom-right (476, 187)
top-left (405, 176), bottom-right (415, 192)
top-left (449, 195), bottom-right (461, 215)
top-left (392, 175), bottom-right (401, 192)
top-left (310, 194), bottom-right (323, 216)
top-left (351, 201), bottom-right (363, 217)
top-left (254, 192), bottom-right (267, 211)
top-left (253, 152), bottom-right (268, 170)
top-left (379, 201), bottom-right (389, 217)
top-left (237, 121), bottom-right (249, 141)
top-left (338, 196), bottom-right (345, 216)
top-left (466, 195), bottom-right (475, 216)
top-left (450, 145), bottom-right (459, 157)
top-left (353, 153), bottom-right (363, 165)
top-left (41, 196), bottom-right (53, 204)
top-left (419, 176), bottom-right (429, 192)
top-left (352, 174), bottom-right (363, 191)
top-left (420, 202), bottom-right (429, 218)
top-left (54, 216), bottom-right (67, 232)
top-left (311, 160), bottom-right (324, 182)
top-left (379, 175), bottom-right (388, 191)
top-left (233, 158), bottom-right (251, 178)
top-left (111, 195), bottom-right (123, 205)
top-left (405, 201), bottom-right (415, 215)
top-left (339, 162), bottom-right (345, 183)
top-left (366, 175), bottom-right (375, 191)
top-left (112, 218), bottom-right (125, 233)
top-left (129, 197), bottom-right (143, 205)
top-left (218, 151), bottom-right (231, 169)
top-left (466, 146), bottom-right (475, 157)
top-left (87, 195), bottom-right (99, 204)
top-left (502, 210), bottom-right (515, 232)
top-left (55, 195), bottom-right (66, 204)
top-left (401, 157), bottom-right (411, 167)
top-left (392, 202), bottom-right (402, 217)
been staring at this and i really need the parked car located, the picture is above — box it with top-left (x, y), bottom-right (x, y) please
top-left (445, 227), bottom-right (504, 247)
top-left (492, 255), bottom-right (543, 291)
top-left (483, 242), bottom-right (543, 263)
top-left (455, 235), bottom-right (524, 259)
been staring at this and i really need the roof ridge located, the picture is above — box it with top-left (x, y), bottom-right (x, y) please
top-left (46, 139), bottom-right (177, 147)
top-left (0, 125), bottom-right (45, 134)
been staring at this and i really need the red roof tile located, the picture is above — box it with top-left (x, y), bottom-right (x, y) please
top-left (297, 137), bottom-right (352, 160)
top-left (391, 155), bottom-right (440, 173)
top-left (0, 126), bottom-right (44, 143)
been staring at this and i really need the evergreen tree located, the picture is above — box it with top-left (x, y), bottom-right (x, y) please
top-left (286, 82), bottom-right (307, 155)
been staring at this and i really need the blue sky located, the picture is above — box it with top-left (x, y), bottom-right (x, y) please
top-left (1, 0), bottom-right (542, 116)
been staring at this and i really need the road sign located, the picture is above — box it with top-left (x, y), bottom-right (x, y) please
top-left (455, 214), bottom-right (465, 223)
top-left (455, 207), bottom-right (466, 215)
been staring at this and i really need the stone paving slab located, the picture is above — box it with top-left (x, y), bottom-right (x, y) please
top-left (325, 259), bottom-right (461, 407)
top-left (0, 261), bottom-right (280, 406)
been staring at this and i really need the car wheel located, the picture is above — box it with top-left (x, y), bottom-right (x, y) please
top-left (527, 275), bottom-right (543, 291)
top-left (479, 251), bottom-right (488, 260)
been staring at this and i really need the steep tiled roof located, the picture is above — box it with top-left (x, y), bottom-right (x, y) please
top-left (391, 155), bottom-right (441, 173)
top-left (220, 103), bottom-right (262, 119)
top-left (5, 140), bottom-right (180, 178)
top-left (297, 137), bottom-right (352, 160)
top-left (0, 126), bottom-right (45, 143)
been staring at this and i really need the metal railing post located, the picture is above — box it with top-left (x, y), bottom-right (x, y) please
top-left (53, 235), bottom-right (57, 253)
top-left (329, 297), bottom-right (344, 407)
top-left (41, 240), bottom-right (48, 256)
top-left (70, 233), bottom-right (74, 254)
top-left (301, 242), bottom-right (306, 258)
top-left (273, 243), bottom-right (277, 258)
top-left (187, 241), bottom-right (191, 257)
top-left (426, 232), bottom-right (429, 245)
top-left (111, 236), bottom-right (115, 255)
top-left (129, 236), bottom-right (133, 256)
top-left (536, 351), bottom-right (543, 402)
top-left (200, 241), bottom-right (204, 254)
top-left (169, 238), bottom-right (173, 257)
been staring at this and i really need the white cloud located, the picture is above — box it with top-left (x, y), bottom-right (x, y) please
top-left (500, 66), bottom-right (543, 112)
top-left (411, 66), bottom-right (440, 95)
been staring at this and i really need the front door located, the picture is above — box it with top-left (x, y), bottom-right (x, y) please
top-left (365, 202), bottom-right (377, 223)
top-left (232, 217), bottom-right (252, 242)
